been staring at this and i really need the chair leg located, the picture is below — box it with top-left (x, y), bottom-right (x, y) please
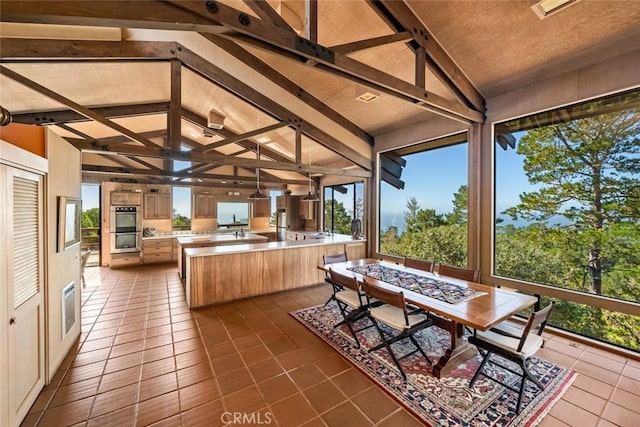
top-left (323, 294), bottom-right (335, 306)
top-left (522, 361), bottom-right (545, 390)
top-left (334, 301), bottom-right (360, 348)
top-left (345, 320), bottom-right (361, 349)
top-left (516, 368), bottom-right (528, 415)
top-left (409, 334), bottom-right (432, 365)
top-left (469, 351), bottom-right (491, 387)
top-left (369, 319), bottom-right (406, 380)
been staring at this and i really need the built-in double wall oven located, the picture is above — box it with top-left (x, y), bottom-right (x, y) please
top-left (110, 206), bottom-right (141, 253)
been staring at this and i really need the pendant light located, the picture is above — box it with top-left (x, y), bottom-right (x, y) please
top-left (302, 154), bottom-right (319, 202)
top-left (248, 138), bottom-right (268, 200)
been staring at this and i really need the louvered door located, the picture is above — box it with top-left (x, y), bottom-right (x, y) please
top-left (4, 165), bottom-right (45, 427)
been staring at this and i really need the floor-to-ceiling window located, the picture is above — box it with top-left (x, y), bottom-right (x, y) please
top-left (378, 134), bottom-right (468, 267)
top-left (323, 182), bottom-right (364, 235)
top-left (494, 88), bottom-right (640, 351)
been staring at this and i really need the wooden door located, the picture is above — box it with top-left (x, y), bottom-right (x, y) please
top-left (2, 165), bottom-right (45, 426)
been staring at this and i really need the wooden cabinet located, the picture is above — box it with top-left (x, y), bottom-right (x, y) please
top-left (298, 199), bottom-right (316, 220)
top-left (251, 198), bottom-right (271, 217)
top-left (194, 193), bottom-right (217, 218)
top-left (142, 238), bottom-right (174, 264)
top-left (110, 191), bottom-right (142, 206)
top-left (110, 252), bottom-right (141, 267)
top-left (143, 193), bottom-right (171, 219)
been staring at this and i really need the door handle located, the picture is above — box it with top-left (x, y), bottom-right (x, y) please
top-left (9, 317), bottom-right (16, 325)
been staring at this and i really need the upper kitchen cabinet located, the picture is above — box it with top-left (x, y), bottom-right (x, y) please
top-left (251, 198), bottom-right (271, 218)
top-left (144, 192), bottom-right (171, 219)
top-left (111, 191), bottom-right (142, 206)
top-left (194, 193), bottom-right (216, 218)
top-left (298, 199), bottom-right (315, 220)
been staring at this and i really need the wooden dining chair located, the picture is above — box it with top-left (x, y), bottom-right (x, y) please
top-left (322, 252), bottom-right (348, 306)
top-left (436, 264), bottom-right (480, 282)
top-left (403, 257), bottom-right (434, 273)
top-left (362, 277), bottom-right (433, 380)
top-left (329, 268), bottom-right (370, 348)
top-left (468, 302), bottom-right (554, 414)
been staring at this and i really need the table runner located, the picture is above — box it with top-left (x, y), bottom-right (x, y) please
top-left (347, 263), bottom-right (486, 304)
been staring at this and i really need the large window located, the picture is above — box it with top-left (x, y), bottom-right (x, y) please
top-left (217, 202), bottom-right (249, 229)
top-left (323, 182), bottom-right (364, 235)
top-left (378, 134), bottom-right (468, 267)
top-left (172, 187), bottom-right (191, 230)
top-left (494, 89), bottom-right (640, 350)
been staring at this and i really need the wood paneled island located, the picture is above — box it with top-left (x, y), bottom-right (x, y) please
top-left (184, 235), bottom-right (366, 308)
top-left (176, 232), bottom-right (268, 279)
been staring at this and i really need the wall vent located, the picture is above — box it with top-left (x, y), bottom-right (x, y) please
top-left (62, 281), bottom-right (75, 338)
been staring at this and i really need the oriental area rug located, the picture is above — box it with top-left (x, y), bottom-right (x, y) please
top-left (291, 304), bottom-right (576, 427)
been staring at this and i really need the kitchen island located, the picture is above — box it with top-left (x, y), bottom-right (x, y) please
top-left (184, 234), bottom-right (366, 308)
top-left (176, 232), bottom-right (268, 279)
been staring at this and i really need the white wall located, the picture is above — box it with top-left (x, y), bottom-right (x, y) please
top-left (46, 130), bottom-right (82, 380)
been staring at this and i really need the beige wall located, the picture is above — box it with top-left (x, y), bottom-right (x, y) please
top-left (45, 130), bottom-right (82, 381)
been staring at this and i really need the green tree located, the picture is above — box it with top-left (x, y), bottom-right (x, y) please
top-left (446, 185), bottom-right (468, 226)
top-left (404, 197), bottom-right (420, 230)
top-left (504, 110), bottom-right (640, 295)
top-left (324, 199), bottom-right (352, 234)
top-left (81, 207), bottom-right (100, 228)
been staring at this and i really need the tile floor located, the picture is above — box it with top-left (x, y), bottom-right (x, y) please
top-left (21, 264), bottom-right (640, 426)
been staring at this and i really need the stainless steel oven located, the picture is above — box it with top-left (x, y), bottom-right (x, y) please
top-left (110, 232), bottom-right (141, 253)
top-left (110, 206), bottom-right (141, 233)
top-left (110, 206), bottom-right (141, 253)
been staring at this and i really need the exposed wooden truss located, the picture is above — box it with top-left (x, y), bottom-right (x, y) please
top-left (67, 138), bottom-right (370, 178)
top-left (0, 0), bottom-right (485, 123)
top-left (1, 37), bottom-right (372, 170)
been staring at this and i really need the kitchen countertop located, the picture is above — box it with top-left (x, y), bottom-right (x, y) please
top-left (142, 228), bottom-right (276, 240)
top-left (184, 234), bottom-right (365, 258)
top-left (176, 233), bottom-right (268, 245)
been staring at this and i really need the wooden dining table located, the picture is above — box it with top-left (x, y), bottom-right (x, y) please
top-left (320, 258), bottom-right (538, 378)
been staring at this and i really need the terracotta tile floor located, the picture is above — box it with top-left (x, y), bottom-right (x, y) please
top-left (22, 264), bottom-right (640, 426)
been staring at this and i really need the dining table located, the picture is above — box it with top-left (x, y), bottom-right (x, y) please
top-left (320, 258), bottom-right (538, 378)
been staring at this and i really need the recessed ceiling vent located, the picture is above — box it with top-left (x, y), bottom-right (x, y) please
top-left (355, 86), bottom-right (380, 103)
top-left (530, 0), bottom-right (579, 19)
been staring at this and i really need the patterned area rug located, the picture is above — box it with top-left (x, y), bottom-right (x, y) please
top-left (347, 263), bottom-right (485, 304)
top-left (291, 303), bottom-right (576, 427)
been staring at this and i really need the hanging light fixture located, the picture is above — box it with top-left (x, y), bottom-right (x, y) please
top-left (248, 139), bottom-right (269, 200)
top-left (302, 154), bottom-right (319, 202)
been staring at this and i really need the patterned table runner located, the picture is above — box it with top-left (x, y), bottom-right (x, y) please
top-left (347, 263), bottom-right (486, 304)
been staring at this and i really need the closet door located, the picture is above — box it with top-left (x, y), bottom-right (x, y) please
top-left (4, 165), bottom-right (45, 426)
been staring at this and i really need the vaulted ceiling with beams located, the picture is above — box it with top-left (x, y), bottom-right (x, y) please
top-left (1, 1), bottom-right (639, 189)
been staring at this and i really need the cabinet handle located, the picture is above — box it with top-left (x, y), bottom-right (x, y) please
top-left (9, 317), bottom-right (16, 325)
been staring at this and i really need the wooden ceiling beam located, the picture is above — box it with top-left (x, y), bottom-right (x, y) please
top-left (176, 45), bottom-right (373, 170)
top-left (82, 164), bottom-right (308, 185)
top-left (166, 0), bottom-right (482, 123)
top-left (0, 65), bottom-right (160, 147)
top-left (193, 122), bottom-right (288, 153)
top-left (0, 37), bottom-right (178, 61)
top-left (181, 108), bottom-right (298, 167)
top-left (201, 34), bottom-right (373, 145)
top-left (67, 138), bottom-right (371, 178)
top-left (374, 0), bottom-right (485, 112)
top-left (330, 31), bottom-right (413, 54)
top-left (243, 0), bottom-right (295, 32)
top-left (10, 102), bottom-right (170, 125)
top-left (304, 0), bottom-right (318, 43)
top-left (0, 0), bottom-right (228, 34)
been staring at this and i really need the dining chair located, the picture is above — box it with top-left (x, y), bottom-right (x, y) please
top-left (403, 257), bottom-right (434, 273)
top-left (80, 250), bottom-right (91, 287)
top-left (329, 267), bottom-right (370, 348)
top-left (436, 264), bottom-right (480, 282)
top-left (468, 302), bottom-right (555, 414)
top-left (362, 277), bottom-right (433, 380)
top-left (323, 252), bottom-right (348, 306)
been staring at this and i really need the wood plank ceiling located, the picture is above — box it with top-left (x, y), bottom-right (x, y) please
top-left (1, 1), bottom-right (639, 188)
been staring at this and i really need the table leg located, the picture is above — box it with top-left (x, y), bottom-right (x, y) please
top-left (430, 315), bottom-right (477, 379)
